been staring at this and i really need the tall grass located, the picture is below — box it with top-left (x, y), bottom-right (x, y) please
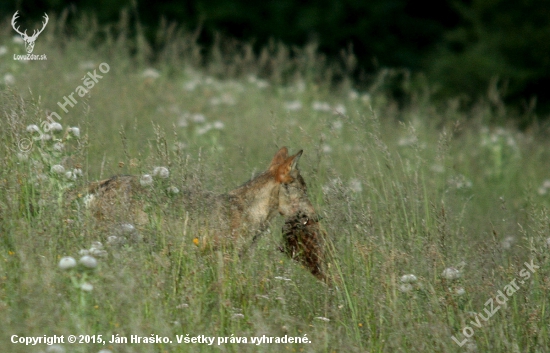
top-left (1, 12), bottom-right (550, 353)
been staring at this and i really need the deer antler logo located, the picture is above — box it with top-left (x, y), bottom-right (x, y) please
top-left (11, 11), bottom-right (49, 54)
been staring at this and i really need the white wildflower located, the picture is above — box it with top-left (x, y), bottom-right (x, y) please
top-left (79, 249), bottom-right (90, 256)
top-left (398, 136), bottom-right (418, 147)
top-left (58, 256), bottom-right (77, 270)
top-left (312, 101), bottom-right (331, 112)
top-left (361, 93), bottom-right (372, 105)
top-left (142, 68), bottom-right (160, 79)
top-left (314, 316), bottom-right (330, 322)
top-left (284, 100), bottom-right (303, 111)
top-left (79, 255), bottom-right (98, 269)
top-left (51, 164), bottom-right (65, 175)
top-left (256, 80), bottom-right (269, 88)
top-left (398, 283), bottom-right (413, 293)
top-left (73, 168), bottom-right (83, 177)
top-left (348, 90), bottom-right (359, 100)
top-left (321, 144), bottom-right (332, 154)
top-left (183, 79), bottom-right (199, 91)
top-left (248, 75), bottom-right (269, 88)
top-left (400, 274), bottom-right (418, 283)
top-left (31, 159), bottom-right (43, 169)
top-left (455, 287), bottom-right (466, 296)
top-left (0, 46), bottom-right (7, 56)
top-left (231, 313), bottom-right (245, 320)
top-left (448, 174), bottom-right (473, 190)
top-left (167, 186), bottom-right (180, 194)
top-left (107, 235), bottom-right (118, 244)
top-left (464, 340), bottom-right (478, 352)
top-left (80, 282), bottom-right (93, 292)
top-left (226, 80), bottom-right (245, 92)
top-left (538, 179), bottom-right (550, 195)
top-left (78, 61), bottom-right (96, 70)
top-left (430, 164), bottom-right (445, 173)
top-left (331, 120), bottom-right (343, 130)
top-left (3, 74), bottom-right (15, 85)
top-left (83, 194), bottom-right (95, 208)
top-left (53, 142), bottom-right (65, 152)
top-left (140, 174), bottom-right (153, 186)
top-left (41, 133), bottom-right (52, 141)
top-left (196, 123), bottom-right (212, 136)
top-left (501, 236), bottom-right (515, 250)
top-left (47, 122), bottom-right (63, 132)
top-left (69, 127), bottom-right (80, 137)
top-left (209, 93), bottom-right (236, 106)
top-left (294, 79), bottom-right (306, 92)
top-left (90, 248), bottom-right (107, 257)
top-left (213, 121), bottom-right (225, 130)
top-left (65, 171), bottom-right (75, 180)
top-left (13, 35), bottom-right (24, 44)
top-left (26, 124), bottom-right (40, 133)
top-left (208, 97), bottom-right (222, 106)
top-left (120, 223), bottom-right (135, 234)
top-left (441, 267), bottom-right (461, 280)
top-left (153, 166), bottom-right (170, 179)
top-left (506, 136), bottom-right (517, 149)
top-left (35, 174), bottom-right (48, 183)
top-left (90, 241), bottom-right (103, 250)
top-left (333, 104), bottom-right (346, 115)
top-left (321, 177), bottom-right (342, 195)
top-left (348, 179), bottom-right (363, 193)
top-left (191, 113), bottom-right (206, 123)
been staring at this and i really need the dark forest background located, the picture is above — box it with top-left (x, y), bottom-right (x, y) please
top-left (3, 0), bottom-right (550, 120)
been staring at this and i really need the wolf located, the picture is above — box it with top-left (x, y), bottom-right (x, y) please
top-left (84, 147), bottom-right (320, 253)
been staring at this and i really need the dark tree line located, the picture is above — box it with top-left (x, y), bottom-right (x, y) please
top-left (4, 0), bottom-right (550, 116)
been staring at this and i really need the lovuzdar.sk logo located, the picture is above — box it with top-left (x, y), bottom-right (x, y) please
top-left (11, 11), bottom-right (48, 60)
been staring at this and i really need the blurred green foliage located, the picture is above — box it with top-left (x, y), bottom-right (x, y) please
top-left (426, 0), bottom-right (550, 111)
top-left (3, 0), bottom-right (550, 117)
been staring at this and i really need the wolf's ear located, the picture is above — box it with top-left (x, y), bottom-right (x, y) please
top-left (276, 150), bottom-right (303, 183)
top-left (269, 147), bottom-right (289, 171)
top-left (289, 150), bottom-right (303, 170)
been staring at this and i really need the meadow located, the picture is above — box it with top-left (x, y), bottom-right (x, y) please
top-left (1, 13), bottom-right (550, 353)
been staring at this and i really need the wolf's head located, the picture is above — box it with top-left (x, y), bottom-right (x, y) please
top-left (268, 147), bottom-right (317, 220)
